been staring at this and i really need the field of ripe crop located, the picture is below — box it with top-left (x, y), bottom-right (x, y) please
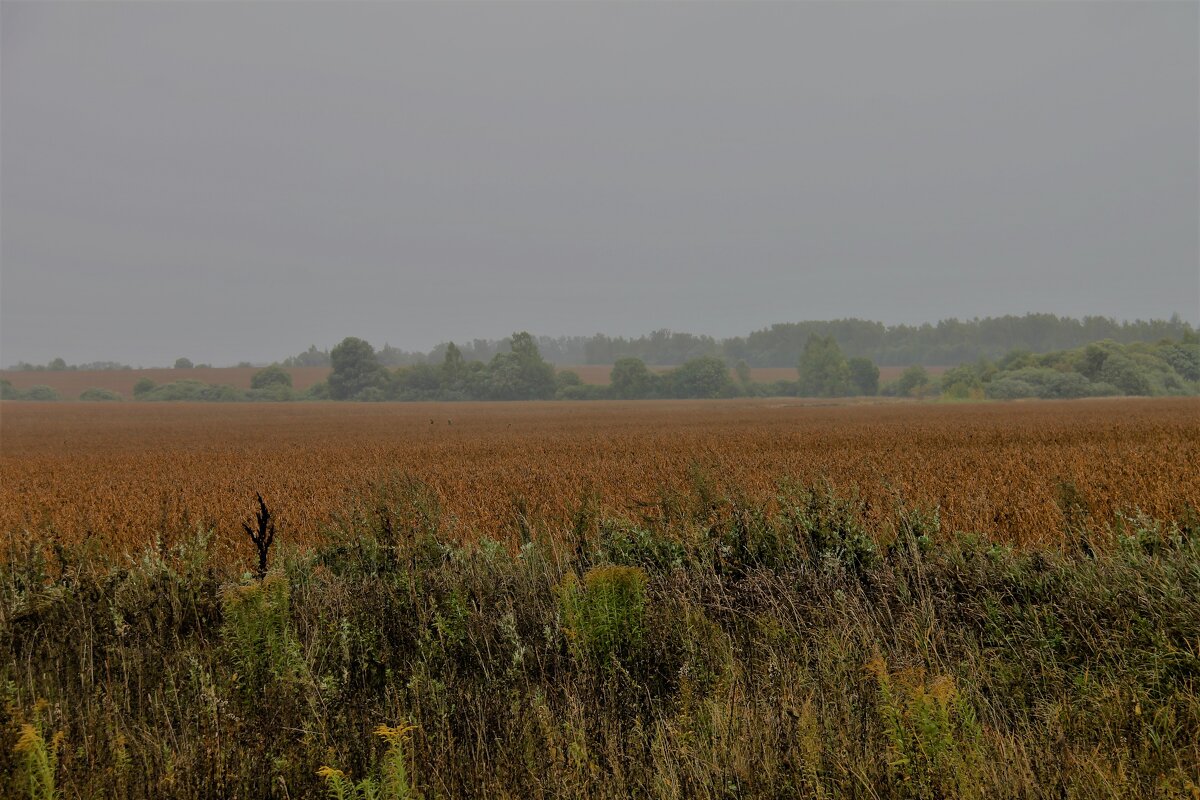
top-left (4, 396), bottom-right (1200, 798)
top-left (2, 398), bottom-right (1196, 560)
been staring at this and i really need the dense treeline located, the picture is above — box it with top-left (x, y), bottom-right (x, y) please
top-left (3, 479), bottom-right (1198, 797)
top-left (939, 337), bottom-right (1200, 400)
top-left (7, 330), bottom-right (1197, 403)
top-left (323, 335), bottom-right (745, 402)
top-left (377, 332), bottom-right (1200, 402)
top-left (587, 314), bottom-right (1199, 365)
top-left (10, 314), bottom-right (1194, 375)
top-left (282, 336), bottom-right (597, 369)
top-left (276, 313), bottom-right (1195, 368)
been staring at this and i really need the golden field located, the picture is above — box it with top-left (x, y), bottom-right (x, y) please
top-left (1, 397), bottom-right (1196, 560)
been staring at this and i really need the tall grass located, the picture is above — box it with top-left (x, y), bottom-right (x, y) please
top-left (2, 479), bottom-right (1198, 797)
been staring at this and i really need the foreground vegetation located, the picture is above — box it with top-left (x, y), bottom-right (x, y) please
top-left (2, 479), bottom-right (1198, 798)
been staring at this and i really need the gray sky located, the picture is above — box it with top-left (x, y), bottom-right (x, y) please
top-left (2, 1), bottom-right (1197, 366)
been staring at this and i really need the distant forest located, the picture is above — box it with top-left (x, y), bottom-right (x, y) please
top-left (281, 313), bottom-right (1195, 369)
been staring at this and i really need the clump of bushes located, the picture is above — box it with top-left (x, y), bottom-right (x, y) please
top-left (875, 338), bottom-right (1200, 400)
top-left (0, 382), bottom-right (60, 401)
top-left (78, 387), bottom-right (122, 402)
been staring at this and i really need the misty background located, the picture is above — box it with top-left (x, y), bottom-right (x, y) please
top-left (2, 1), bottom-right (1197, 367)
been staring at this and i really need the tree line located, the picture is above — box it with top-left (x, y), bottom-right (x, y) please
top-left (277, 313), bottom-right (1195, 370)
top-left (5, 328), bottom-right (1196, 403)
top-left (272, 329), bottom-right (1200, 402)
top-left (9, 314), bottom-right (1193, 374)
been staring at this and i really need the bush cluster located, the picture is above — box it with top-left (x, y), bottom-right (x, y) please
top-left (934, 339), bottom-right (1200, 400)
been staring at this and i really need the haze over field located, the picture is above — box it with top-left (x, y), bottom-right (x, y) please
top-left (2, 2), bottom-right (1198, 365)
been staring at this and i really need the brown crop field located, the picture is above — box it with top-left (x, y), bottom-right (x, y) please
top-left (1, 397), bottom-right (1196, 562)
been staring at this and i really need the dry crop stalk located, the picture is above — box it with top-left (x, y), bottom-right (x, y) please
top-left (242, 493), bottom-right (276, 579)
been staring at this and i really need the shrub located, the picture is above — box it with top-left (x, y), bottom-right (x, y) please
top-left (556, 383), bottom-right (609, 401)
top-left (896, 365), bottom-right (931, 397)
top-left (12, 709), bottom-right (60, 800)
top-left (141, 380), bottom-right (244, 402)
top-left (781, 484), bottom-right (877, 575)
top-left (247, 383), bottom-right (294, 402)
top-left (610, 357), bottom-right (657, 399)
top-left (848, 356), bottom-right (880, 395)
top-left (985, 377), bottom-right (1037, 400)
top-left (250, 365), bottom-right (292, 390)
top-left (558, 565), bottom-right (648, 668)
top-left (220, 574), bottom-right (306, 695)
top-left (79, 387), bottom-right (122, 402)
top-left (938, 364), bottom-right (984, 400)
top-left (20, 385), bottom-right (60, 402)
top-left (555, 370), bottom-right (583, 390)
top-left (664, 356), bottom-right (739, 399)
top-left (868, 658), bottom-right (984, 798)
top-left (132, 378), bottom-right (156, 398)
top-left (317, 723), bottom-right (419, 800)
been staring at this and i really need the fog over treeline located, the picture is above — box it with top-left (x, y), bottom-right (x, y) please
top-left (9, 313), bottom-right (1194, 372)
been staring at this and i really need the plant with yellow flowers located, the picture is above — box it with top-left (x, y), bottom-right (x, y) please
top-left (12, 702), bottom-right (61, 800)
top-left (317, 723), bottom-right (419, 800)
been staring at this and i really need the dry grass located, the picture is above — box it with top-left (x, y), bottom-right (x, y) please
top-left (2, 398), bottom-right (1196, 560)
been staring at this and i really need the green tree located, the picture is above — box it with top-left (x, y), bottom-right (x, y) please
top-left (132, 377), bottom-right (157, 398)
top-left (797, 335), bottom-right (851, 397)
top-left (556, 370), bottom-right (583, 390)
top-left (486, 332), bottom-right (556, 400)
top-left (48, 357), bottom-right (67, 371)
top-left (80, 387), bottom-right (123, 401)
top-left (251, 365), bottom-right (293, 390)
top-left (666, 356), bottom-right (737, 399)
top-left (896, 365), bottom-right (931, 397)
top-left (938, 364), bottom-right (982, 400)
top-left (441, 342), bottom-right (466, 383)
top-left (394, 363), bottom-right (443, 399)
top-left (328, 337), bottom-right (388, 400)
top-left (22, 385), bottom-right (60, 401)
top-left (1098, 353), bottom-right (1152, 395)
top-left (174, 357), bottom-right (194, 369)
top-left (610, 357), bottom-right (655, 399)
top-left (847, 357), bottom-right (880, 396)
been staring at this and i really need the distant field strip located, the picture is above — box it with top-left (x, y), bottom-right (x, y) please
top-left (0, 364), bottom-right (948, 397)
top-left (1, 398), bottom-right (1195, 559)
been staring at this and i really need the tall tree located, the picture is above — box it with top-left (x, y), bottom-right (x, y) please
top-left (328, 337), bottom-right (387, 400)
top-left (847, 357), bottom-right (880, 396)
top-left (610, 357), bottom-right (655, 399)
top-left (797, 335), bottom-right (851, 397)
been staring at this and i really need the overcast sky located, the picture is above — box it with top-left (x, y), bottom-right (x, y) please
top-left (2, 1), bottom-right (1197, 366)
